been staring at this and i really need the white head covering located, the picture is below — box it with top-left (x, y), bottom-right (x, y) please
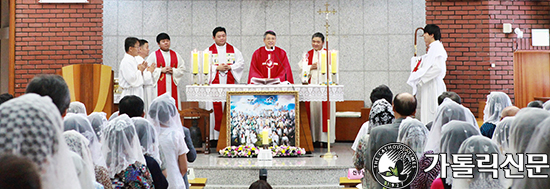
top-left (368, 99), bottom-right (395, 133)
top-left (397, 117), bottom-right (429, 158)
top-left (109, 111), bottom-right (119, 121)
top-left (63, 130), bottom-right (96, 184)
top-left (491, 116), bottom-right (515, 154)
top-left (453, 136), bottom-right (506, 189)
top-left (513, 117), bottom-right (550, 188)
top-left (543, 100), bottom-right (550, 111)
top-left (424, 98), bottom-right (478, 153)
top-left (102, 114), bottom-right (146, 178)
top-left (147, 93), bottom-right (182, 131)
top-left (67, 101), bottom-right (87, 114)
top-left (64, 113), bottom-right (106, 167)
top-left (440, 120), bottom-right (481, 185)
top-left (87, 112), bottom-right (108, 139)
top-left (483, 92), bottom-right (512, 125)
top-left (132, 117), bottom-right (160, 162)
top-left (0, 93), bottom-right (81, 189)
top-left (508, 108), bottom-right (550, 154)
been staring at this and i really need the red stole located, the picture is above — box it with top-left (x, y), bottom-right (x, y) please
top-left (305, 49), bottom-right (330, 132)
top-left (209, 43), bottom-right (236, 131)
top-left (412, 58), bottom-right (422, 72)
top-left (155, 49), bottom-right (179, 109)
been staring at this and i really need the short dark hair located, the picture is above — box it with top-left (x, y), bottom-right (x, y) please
top-left (25, 74), bottom-right (71, 115)
top-left (124, 37), bottom-right (139, 53)
top-left (119, 95), bottom-right (144, 118)
top-left (312, 32), bottom-right (325, 42)
top-left (527, 100), bottom-right (544, 108)
top-left (0, 93), bottom-right (14, 105)
top-left (213, 27), bottom-right (226, 37)
top-left (370, 85), bottom-right (393, 104)
top-left (138, 39), bottom-right (148, 47)
top-left (0, 154), bottom-right (41, 189)
top-left (438, 91), bottom-right (461, 105)
top-left (393, 93), bottom-right (417, 116)
top-left (424, 24), bottom-right (441, 40)
top-left (249, 180), bottom-right (272, 189)
top-left (156, 33), bottom-right (170, 44)
top-left (264, 30), bottom-right (276, 38)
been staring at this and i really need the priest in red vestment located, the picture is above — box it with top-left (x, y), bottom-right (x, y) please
top-left (247, 30), bottom-right (294, 84)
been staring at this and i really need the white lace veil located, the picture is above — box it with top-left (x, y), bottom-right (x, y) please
top-left (453, 136), bottom-right (506, 189)
top-left (508, 108), bottom-right (550, 154)
top-left (424, 98), bottom-right (478, 153)
top-left (368, 99), bottom-right (395, 133)
top-left (67, 101), bottom-right (87, 114)
top-left (64, 113), bottom-right (106, 167)
top-left (491, 116), bottom-right (515, 154)
top-left (109, 111), bottom-right (119, 121)
top-left (543, 100), bottom-right (550, 111)
top-left (132, 117), bottom-right (161, 162)
top-left (87, 112), bottom-right (108, 139)
top-left (397, 117), bottom-right (429, 158)
top-left (513, 116), bottom-right (550, 188)
top-left (63, 130), bottom-right (96, 184)
top-left (0, 93), bottom-right (81, 189)
top-left (147, 93), bottom-right (183, 132)
top-left (440, 120), bottom-right (481, 185)
top-left (483, 92), bottom-right (512, 125)
top-left (101, 114), bottom-right (146, 178)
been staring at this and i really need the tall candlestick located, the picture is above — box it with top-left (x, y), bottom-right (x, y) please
top-left (331, 50), bottom-right (338, 74)
top-left (192, 50), bottom-right (199, 74)
top-left (320, 50), bottom-right (327, 74)
top-left (203, 51), bottom-right (210, 74)
top-left (262, 130), bottom-right (269, 145)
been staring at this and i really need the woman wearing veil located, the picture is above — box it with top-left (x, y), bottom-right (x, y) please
top-left (491, 117), bottom-right (515, 154)
top-left (453, 136), bottom-right (506, 189)
top-left (64, 130), bottom-right (112, 189)
top-left (148, 93), bottom-right (189, 189)
top-left (133, 117), bottom-right (169, 189)
top-left (424, 98), bottom-right (478, 153)
top-left (103, 114), bottom-right (152, 188)
top-left (513, 116), bottom-right (550, 188)
top-left (88, 112), bottom-right (109, 139)
top-left (431, 120), bottom-right (480, 189)
top-left (351, 98), bottom-right (395, 151)
top-left (0, 93), bottom-right (82, 189)
top-left (353, 98), bottom-right (394, 189)
top-left (480, 92), bottom-right (512, 138)
top-left (64, 113), bottom-right (107, 168)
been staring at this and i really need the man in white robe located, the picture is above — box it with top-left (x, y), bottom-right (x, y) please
top-left (135, 39), bottom-right (156, 113)
top-left (407, 24), bottom-right (448, 125)
top-left (119, 37), bottom-right (151, 100)
top-left (145, 33), bottom-right (186, 110)
top-left (297, 32), bottom-right (336, 143)
top-left (204, 27), bottom-right (245, 140)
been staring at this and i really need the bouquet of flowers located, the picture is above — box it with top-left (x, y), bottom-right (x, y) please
top-left (269, 145), bottom-right (306, 157)
top-left (219, 145), bottom-right (259, 158)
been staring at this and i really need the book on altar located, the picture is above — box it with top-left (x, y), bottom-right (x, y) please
top-left (250, 77), bottom-right (281, 85)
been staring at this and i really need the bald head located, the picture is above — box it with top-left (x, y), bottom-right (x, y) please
top-left (501, 106), bottom-right (519, 119)
top-left (393, 93), bottom-right (417, 117)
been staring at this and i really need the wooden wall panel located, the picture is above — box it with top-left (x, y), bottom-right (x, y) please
top-left (513, 51), bottom-right (550, 108)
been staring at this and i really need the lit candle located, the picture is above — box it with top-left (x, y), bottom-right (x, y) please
top-left (203, 51), bottom-right (210, 74)
top-left (320, 50), bottom-right (327, 74)
top-left (331, 50), bottom-right (338, 74)
top-left (262, 130), bottom-right (269, 145)
top-left (192, 50), bottom-right (199, 74)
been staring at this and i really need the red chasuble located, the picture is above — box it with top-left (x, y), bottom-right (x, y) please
top-left (209, 43), bottom-right (236, 131)
top-left (155, 49), bottom-right (179, 109)
top-left (304, 49), bottom-right (330, 132)
top-left (247, 46), bottom-right (294, 84)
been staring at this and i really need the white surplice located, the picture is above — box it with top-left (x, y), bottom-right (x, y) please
top-left (145, 50), bottom-right (186, 110)
top-left (119, 53), bottom-right (144, 100)
top-left (407, 40), bottom-right (448, 124)
top-left (203, 43), bottom-right (245, 140)
top-left (136, 55), bottom-right (154, 113)
top-left (298, 50), bottom-right (336, 143)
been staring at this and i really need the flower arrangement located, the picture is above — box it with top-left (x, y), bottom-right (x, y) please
top-left (219, 145), bottom-right (306, 158)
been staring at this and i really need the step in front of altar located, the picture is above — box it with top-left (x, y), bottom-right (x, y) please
top-left (193, 164), bottom-right (349, 189)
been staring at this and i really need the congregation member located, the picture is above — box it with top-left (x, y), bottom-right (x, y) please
top-left (88, 112), bottom-right (109, 139)
top-left (453, 136), bottom-right (506, 188)
top-left (0, 154), bottom-right (42, 189)
top-left (351, 85), bottom-right (393, 151)
top-left (0, 93), bottom-right (14, 105)
top-left (0, 94), bottom-right (81, 189)
top-left (298, 32), bottom-right (336, 144)
top-left (508, 108), bottom-right (550, 154)
top-left (64, 113), bottom-right (106, 168)
top-left (103, 115), bottom-right (153, 188)
top-left (527, 100), bottom-right (544, 108)
top-left (67, 101), bottom-right (87, 114)
top-left (407, 24), bottom-right (448, 125)
top-left (513, 116), bottom-right (550, 188)
top-left (145, 33), bottom-right (187, 110)
top-left (500, 105), bottom-right (519, 119)
top-left (205, 27), bottom-right (245, 139)
top-left (543, 100), bottom-right (550, 110)
top-left (491, 117), bottom-right (515, 154)
top-left (425, 91), bottom-right (462, 130)
top-left (132, 118), bottom-right (169, 189)
top-left (64, 130), bottom-right (107, 189)
top-left (248, 30), bottom-right (294, 84)
top-left (25, 74), bottom-right (71, 116)
top-left (480, 92), bottom-right (512, 138)
top-left (148, 94), bottom-right (189, 189)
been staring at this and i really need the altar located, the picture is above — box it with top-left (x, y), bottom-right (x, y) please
top-left (186, 84), bottom-right (344, 152)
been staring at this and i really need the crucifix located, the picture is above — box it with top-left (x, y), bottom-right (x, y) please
top-left (318, 2), bottom-right (337, 159)
top-left (261, 54), bottom-right (278, 79)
